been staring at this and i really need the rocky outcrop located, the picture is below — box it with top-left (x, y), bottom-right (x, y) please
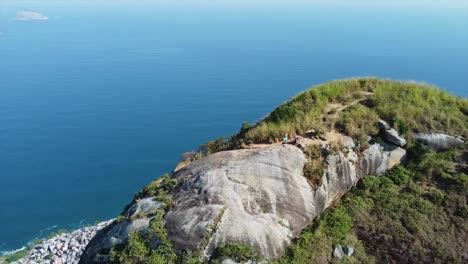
top-left (414, 133), bottom-right (464, 151)
top-left (378, 120), bottom-right (407, 147)
top-left (81, 137), bottom-right (407, 262)
top-left (13, 220), bottom-right (113, 264)
top-left (360, 143), bottom-right (406, 177)
top-left (80, 198), bottom-right (162, 263)
top-left (333, 245), bottom-right (354, 260)
top-left (167, 145), bottom-right (310, 259)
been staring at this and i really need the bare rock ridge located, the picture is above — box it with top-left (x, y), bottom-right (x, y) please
top-left (78, 119), bottom-right (449, 263)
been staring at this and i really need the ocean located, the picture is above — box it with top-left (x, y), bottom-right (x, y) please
top-left (0, 4), bottom-right (467, 252)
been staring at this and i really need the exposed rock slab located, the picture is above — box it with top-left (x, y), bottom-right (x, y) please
top-left (360, 143), bottom-right (406, 177)
top-left (167, 145), bottom-right (310, 259)
top-left (124, 197), bottom-right (161, 218)
top-left (81, 141), bottom-right (406, 262)
top-left (163, 144), bottom-right (396, 260)
top-left (414, 133), bottom-right (464, 151)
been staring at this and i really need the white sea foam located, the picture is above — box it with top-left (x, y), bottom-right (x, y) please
top-left (0, 246), bottom-right (27, 256)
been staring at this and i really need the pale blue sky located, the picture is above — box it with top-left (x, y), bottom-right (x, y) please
top-left (2, 0), bottom-right (468, 7)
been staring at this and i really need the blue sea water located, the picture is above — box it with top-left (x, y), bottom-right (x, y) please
top-left (0, 4), bottom-right (467, 252)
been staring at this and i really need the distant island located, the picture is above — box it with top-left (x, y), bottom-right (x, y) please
top-left (15, 10), bottom-right (48, 21)
top-left (4, 78), bottom-right (467, 264)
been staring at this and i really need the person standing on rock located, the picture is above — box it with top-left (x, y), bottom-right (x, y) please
top-left (283, 133), bottom-right (289, 143)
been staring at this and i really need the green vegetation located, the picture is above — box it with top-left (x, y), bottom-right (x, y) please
top-left (274, 207), bottom-right (373, 264)
top-left (111, 175), bottom-right (179, 264)
top-left (335, 104), bottom-right (379, 145)
top-left (321, 207), bottom-right (352, 242)
top-left (243, 78), bottom-right (377, 144)
top-left (211, 243), bottom-right (262, 263)
top-left (276, 144), bottom-right (467, 263)
top-left (132, 173), bottom-right (178, 211)
top-left (111, 210), bottom-right (177, 264)
top-left (371, 81), bottom-right (468, 138)
top-left (199, 208), bottom-right (225, 256)
top-left (199, 137), bottom-right (233, 155)
top-left (112, 175), bottom-right (224, 264)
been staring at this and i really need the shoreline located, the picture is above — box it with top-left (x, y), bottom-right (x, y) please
top-left (1, 219), bottom-right (114, 264)
top-left (1, 222), bottom-right (95, 256)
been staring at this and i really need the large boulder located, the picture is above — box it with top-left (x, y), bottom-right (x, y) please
top-left (378, 120), bottom-right (407, 147)
top-left (360, 143), bottom-right (406, 177)
top-left (167, 145), bottom-right (311, 259)
top-left (166, 145), bottom-right (372, 260)
top-left (414, 133), bottom-right (464, 151)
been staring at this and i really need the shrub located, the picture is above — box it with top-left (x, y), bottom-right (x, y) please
top-left (303, 144), bottom-right (323, 160)
top-left (139, 173), bottom-right (177, 199)
top-left (112, 232), bottom-right (150, 264)
top-left (302, 145), bottom-right (326, 187)
top-left (111, 211), bottom-right (177, 264)
top-left (240, 121), bottom-right (251, 134)
top-left (361, 176), bottom-right (381, 192)
top-left (395, 118), bottom-right (409, 135)
top-left (385, 166), bottom-right (411, 185)
top-left (303, 161), bottom-right (324, 187)
top-left (455, 173), bottom-right (468, 189)
top-left (211, 243), bottom-right (261, 263)
top-left (199, 137), bottom-right (230, 155)
top-left (429, 190), bottom-right (446, 205)
top-left (322, 207), bottom-right (352, 242)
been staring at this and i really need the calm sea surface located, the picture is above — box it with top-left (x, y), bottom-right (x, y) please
top-left (0, 5), bottom-right (467, 252)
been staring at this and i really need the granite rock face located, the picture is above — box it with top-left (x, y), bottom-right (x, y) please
top-left (81, 139), bottom-right (406, 262)
top-left (167, 145), bottom-right (381, 259)
top-left (360, 143), bottom-right (406, 177)
top-left (167, 144), bottom-right (311, 259)
top-left (414, 133), bottom-right (464, 151)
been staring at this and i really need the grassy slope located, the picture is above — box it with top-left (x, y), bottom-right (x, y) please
top-left (201, 78), bottom-right (467, 153)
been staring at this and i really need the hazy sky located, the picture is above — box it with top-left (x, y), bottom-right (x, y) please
top-left (1, 0), bottom-right (468, 7)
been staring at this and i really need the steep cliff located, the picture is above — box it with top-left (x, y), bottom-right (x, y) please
top-left (78, 78), bottom-right (467, 264)
top-left (81, 129), bottom-right (408, 263)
